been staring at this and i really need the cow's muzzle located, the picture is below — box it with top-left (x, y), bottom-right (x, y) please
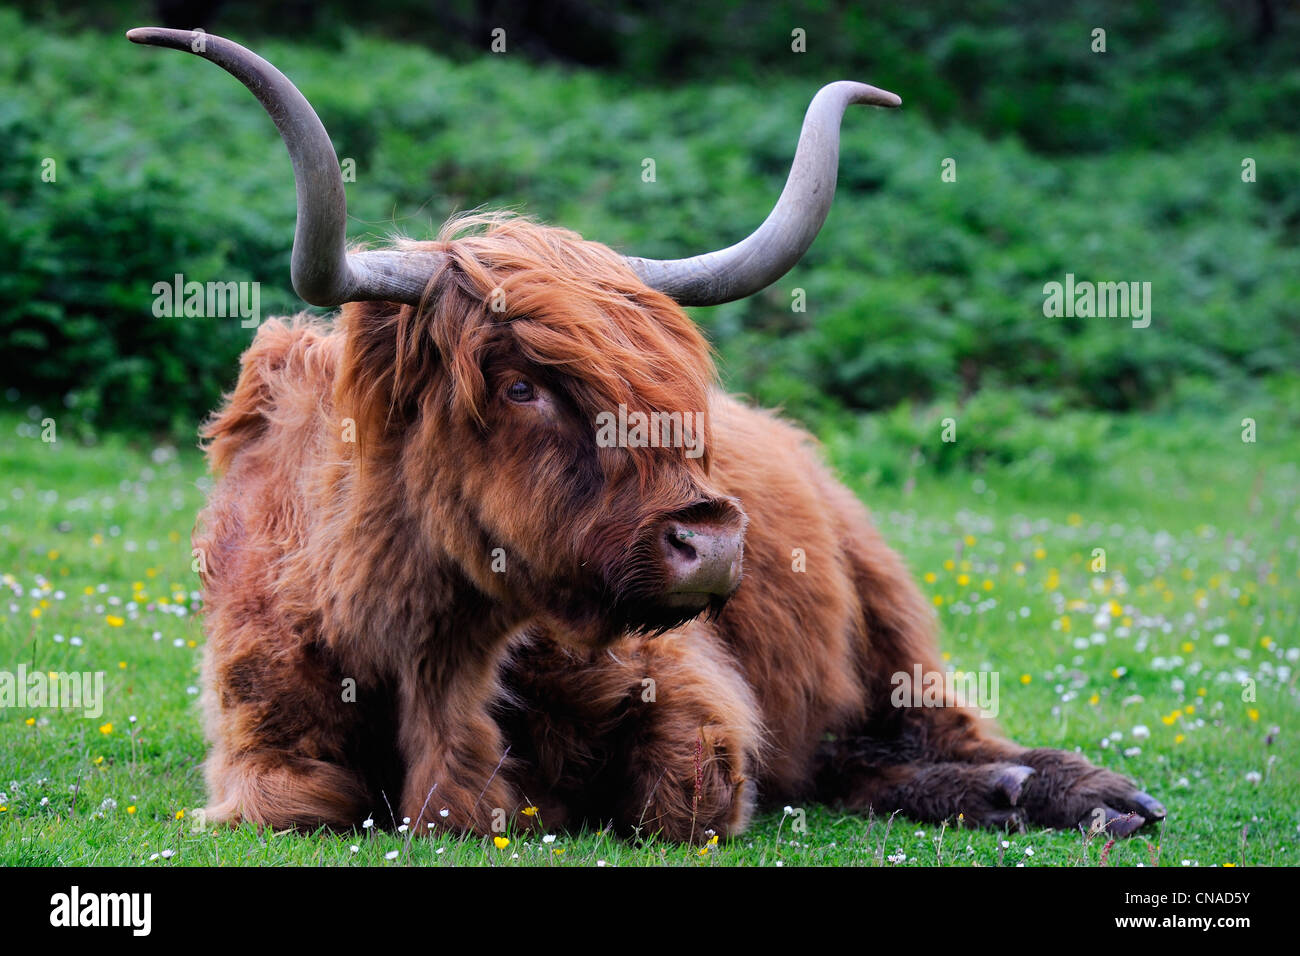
top-left (658, 515), bottom-right (744, 605)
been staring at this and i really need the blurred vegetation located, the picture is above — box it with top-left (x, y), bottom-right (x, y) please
top-left (1, 2), bottom-right (1297, 471)
top-left (14, 0), bottom-right (1300, 154)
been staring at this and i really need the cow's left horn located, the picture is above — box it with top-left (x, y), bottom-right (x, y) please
top-left (623, 81), bottom-right (900, 306)
top-left (127, 27), bottom-right (441, 307)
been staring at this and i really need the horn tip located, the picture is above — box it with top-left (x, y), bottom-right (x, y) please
top-left (823, 81), bottom-right (902, 109)
top-left (125, 26), bottom-right (192, 48)
top-left (863, 85), bottom-right (902, 109)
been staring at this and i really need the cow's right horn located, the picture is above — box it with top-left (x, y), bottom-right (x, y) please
top-left (127, 27), bottom-right (442, 308)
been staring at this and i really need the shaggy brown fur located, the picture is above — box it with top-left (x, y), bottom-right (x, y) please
top-left (196, 212), bottom-right (1164, 841)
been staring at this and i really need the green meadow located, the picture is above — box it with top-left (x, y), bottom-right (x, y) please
top-left (1, 401), bottom-right (1295, 867)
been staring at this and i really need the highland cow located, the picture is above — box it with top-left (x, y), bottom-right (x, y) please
top-left (129, 28), bottom-right (1166, 842)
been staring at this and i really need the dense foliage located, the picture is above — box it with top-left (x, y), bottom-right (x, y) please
top-left (2, 4), bottom-right (1297, 447)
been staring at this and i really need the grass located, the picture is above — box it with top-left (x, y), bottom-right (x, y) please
top-left (0, 404), bottom-right (1296, 867)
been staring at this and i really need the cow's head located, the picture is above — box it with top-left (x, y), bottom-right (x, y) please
top-left (337, 215), bottom-right (751, 645)
top-left (127, 27), bottom-right (899, 646)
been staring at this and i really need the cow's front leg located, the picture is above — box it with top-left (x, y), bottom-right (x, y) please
top-left (396, 667), bottom-right (522, 835)
top-left (498, 625), bottom-right (762, 844)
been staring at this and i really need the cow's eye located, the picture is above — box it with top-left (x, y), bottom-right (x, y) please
top-left (506, 380), bottom-right (536, 404)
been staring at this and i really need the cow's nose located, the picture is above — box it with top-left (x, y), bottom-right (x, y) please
top-left (660, 521), bottom-right (743, 598)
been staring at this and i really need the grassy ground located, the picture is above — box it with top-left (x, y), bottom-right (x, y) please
top-left (0, 407), bottom-right (1295, 867)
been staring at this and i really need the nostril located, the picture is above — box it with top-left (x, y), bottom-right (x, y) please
top-left (664, 525), bottom-right (699, 563)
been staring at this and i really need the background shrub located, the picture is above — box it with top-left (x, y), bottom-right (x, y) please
top-left (1, 3), bottom-right (1297, 454)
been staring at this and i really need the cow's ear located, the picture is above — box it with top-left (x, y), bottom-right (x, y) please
top-left (335, 298), bottom-right (440, 443)
top-left (336, 260), bottom-right (491, 445)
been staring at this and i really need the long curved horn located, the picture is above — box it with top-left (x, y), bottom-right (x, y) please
top-left (623, 81), bottom-right (901, 306)
top-left (126, 27), bottom-right (439, 307)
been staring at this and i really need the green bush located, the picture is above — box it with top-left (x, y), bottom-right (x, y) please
top-left (2, 7), bottom-right (1298, 440)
